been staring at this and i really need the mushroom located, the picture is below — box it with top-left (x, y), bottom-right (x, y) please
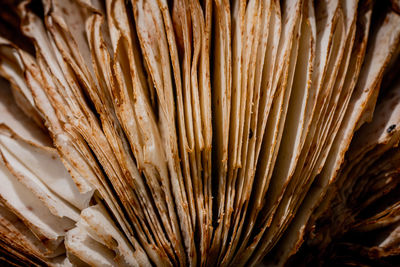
top-left (0, 0), bottom-right (399, 266)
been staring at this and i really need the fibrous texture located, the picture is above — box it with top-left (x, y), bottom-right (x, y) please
top-left (0, 0), bottom-right (399, 266)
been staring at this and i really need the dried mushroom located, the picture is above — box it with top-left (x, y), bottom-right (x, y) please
top-left (0, 0), bottom-right (399, 266)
